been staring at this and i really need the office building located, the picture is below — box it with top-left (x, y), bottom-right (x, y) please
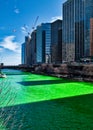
top-left (90, 18), bottom-right (93, 56)
top-left (36, 23), bottom-right (51, 63)
top-left (51, 19), bottom-right (62, 63)
top-left (30, 30), bottom-right (37, 64)
top-left (62, 0), bottom-right (84, 62)
top-left (21, 42), bottom-right (26, 64)
top-left (25, 36), bottom-right (31, 65)
top-left (84, 0), bottom-right (93, 57)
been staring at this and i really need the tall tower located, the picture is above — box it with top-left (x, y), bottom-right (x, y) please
top-left (62, 0), bottom-right (84, 62)
top-left (51, 20), bottom-right (62, 63)
top-left (30, 30), bottom-right (37, 65)
top-left (21, 42), bottom-right (26, 64)
top-left (36, 23), bottom-right (51, 63)
top-left (84, 0), bottom-right (93, 57)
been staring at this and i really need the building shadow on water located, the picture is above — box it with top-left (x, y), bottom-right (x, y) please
top-left (6, 73), bottom-right (29, 76)
top-left (0, 93), bottom-right (93, 130)
top-left (18, 79), bottom-right (73, 86)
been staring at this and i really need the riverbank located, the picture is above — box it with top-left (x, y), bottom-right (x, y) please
top-left (30, 63), bottom-right (93, 82)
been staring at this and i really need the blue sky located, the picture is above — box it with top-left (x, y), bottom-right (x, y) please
top-left (0, 0), bottom-right (66, 65)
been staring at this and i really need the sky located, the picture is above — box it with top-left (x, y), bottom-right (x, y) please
top-left (0, 0), bottom-right (66, 65)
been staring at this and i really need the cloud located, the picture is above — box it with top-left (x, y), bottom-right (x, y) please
top-left (21, 25), bottom-right (29, 34)
top-left (21, 27), bottom-right (26, 31)
top-left (51, 16), bottom-right (62, 22)
top-left (14, 8), bottom-right (20, 14)
top-left (21, 29), bottom-right (27, 34)
top-left (0, 36), bottom-right (20, 53)
top-left (0, 47), bottom-right (3, 52)
top-left (21, 27), bottom-right (27, 34)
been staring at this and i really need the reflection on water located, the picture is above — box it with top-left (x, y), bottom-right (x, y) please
top-left (0, 69), bottom-right (93, 129)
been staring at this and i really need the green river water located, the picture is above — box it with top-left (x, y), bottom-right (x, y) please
top-left (0, 69), bottom-right (93, 130)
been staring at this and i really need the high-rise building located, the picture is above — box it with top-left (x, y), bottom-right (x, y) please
top-left (62, 0), bottom-right (84, 62)
top-left (25, 36), bottom-right (31, 65)
top-left (84, 0), bottom-right (93, 57)
top-left (58, 28), bottom-right (62, 62)
top-left (30, 30), bottom-right (37, 65)
top-left (51, 19), bottom-right (62, 63)
top-left (21, 42), bottom-right (26, 64)
top-left (90, 18), bottom-right (93, 56)
top-left (36, 23), bottom-right (51, 63)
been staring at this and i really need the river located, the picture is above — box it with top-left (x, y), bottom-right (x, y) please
top-left (0, 69), bottom-right (93, 129)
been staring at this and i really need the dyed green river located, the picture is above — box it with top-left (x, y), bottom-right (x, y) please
top-left (0, 69), bottom-right (93, 129)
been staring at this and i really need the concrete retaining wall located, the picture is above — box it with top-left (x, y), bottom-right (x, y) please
top-left (34, 63), bottom-right (93, 82)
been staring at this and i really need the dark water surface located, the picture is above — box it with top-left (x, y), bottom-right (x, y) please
top-left (0, 69), bottom-right (93, 130)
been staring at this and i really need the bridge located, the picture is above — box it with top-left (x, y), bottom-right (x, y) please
top-left (0, 65), bottom-right (35, 71)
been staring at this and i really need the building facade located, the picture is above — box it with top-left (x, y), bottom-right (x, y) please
top-left (84, 0), bottom-right (93, 57)
top-left (90, 18), bottom-right (93, 56)
top-left (51, 20), bottom-right (62, 63)
top-left (25, 36), bottom-right (31, 65)
top-left (36, 23), bottom-right (51, 63)
top-left (21, 42), bottom-right (26, 64)
top-left (30, 30), bottom-right (37, 65)
top-left (62, 0), bottom-right (84, 62)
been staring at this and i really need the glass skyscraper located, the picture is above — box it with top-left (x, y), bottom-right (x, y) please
top-left (62, 0), bottom-right (84, 62)
top-left (51, 20), bottom-right (62, 63)
top-left (30, 30), bottom-right (36, 65)
top-left (21, 42), bottom-right (26, 64)
top-left (36, 23), bottom-right (51, 63)
top-left (84, 0), bottom-right (93, 57)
